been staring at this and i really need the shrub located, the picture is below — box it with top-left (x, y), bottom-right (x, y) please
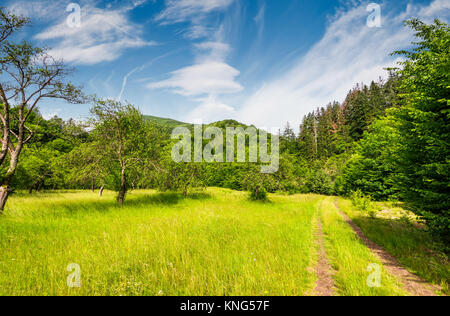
top-left (250, 186), bottom-right (268, 202)
top-left (305, 169), bottom-right (333, 195)
top-left (350, 190), bottom-right (378, 219)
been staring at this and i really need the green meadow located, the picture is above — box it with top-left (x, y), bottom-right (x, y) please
top-left (0, 189), bottom-right (447, 296)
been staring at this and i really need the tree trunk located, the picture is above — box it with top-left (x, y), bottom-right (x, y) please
top-left (0, 151), bottom-right (20, 213)
top-left (29, 178), bottom-right (40, 194)
top-left (36, 181), bottom-right (42, 192)
top-left (0, 186), bottom-right (11, 214)
top-left (91, 178), bottom-right (95, 193)
top-left (117, 167), bottom-right (126, 205)
top-left (99, 186), bottom-right (104, 197)
top-left (0, 85), bottom-right (10, 168)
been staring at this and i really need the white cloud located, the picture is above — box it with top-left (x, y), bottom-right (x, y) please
top-left (151, 0), bottom-right (240, 123)
top-left (42, 109), bottom-right (62, 120)
top-left (34, 3), bottom-right (154, 65)
top-left (148, 31), bottom-right (242, 97)
top-left (156, 0), bottom-right (234, 23)
top-left (194, 41), bottom-right (231, 61)
top-left (417, 0), bottom-right (450, 20)
top-left (236, 0), bottom-right (450, 128)
top-left (156, 0), bottom-right (236, 40)
top-left (147, 61), bottom-right (242, 96)
top-left (7, 0), bottom-right (69, 22)
top-left (184, 25), bottom-right (212, 39)
top-left (254, 2), bottom-right (266, 41)
top-left (186, 96), bottom-right (236, 123)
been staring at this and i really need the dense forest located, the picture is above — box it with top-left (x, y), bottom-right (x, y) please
top-left (0, 8), bottom-right (448, 245)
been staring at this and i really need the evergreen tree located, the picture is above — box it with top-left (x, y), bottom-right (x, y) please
top-left (391, 19), bottom-right (450, 241)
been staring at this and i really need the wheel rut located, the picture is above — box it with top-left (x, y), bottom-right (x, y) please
top-left (334, 200), bottom-right (443, 296)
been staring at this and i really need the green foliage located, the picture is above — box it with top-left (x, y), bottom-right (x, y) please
top-left (249, 187), bottom-right (268, 201)
top-left (241, 164), bottom-right (275, 201)
top-left (350, 190), bottom-right (378, 219)
top-left (0, 7), bottom-right (29, 44)
top-left (143, 115), bottom-right (191, 133)
top-left (89, 100), bottom-right (162, 203)
top-left (340, 119), bottom-right (400, 200)
top-left (158, 142), bottom-right (206, 195)
top-left (391, 19), bottom-right (450, 242)
top-left (305, 168), bottom-right (333, 195)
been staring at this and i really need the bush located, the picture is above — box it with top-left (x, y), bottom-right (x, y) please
top-left (305, 169), bottom-right (333, 195)
top-left (350, 190), bottom-right (378, 219)
top-left (250, 187), bottom-right (268, 201)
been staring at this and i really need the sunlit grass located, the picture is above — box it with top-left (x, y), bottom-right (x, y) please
top-left (0, 190), bottom-right (446, 296)
top-left (0, 189), bottom-right (319, 296)
top-left (318, 198), bottom-right (407, 296)
top-left (337, 198), bottom-right (449, 295)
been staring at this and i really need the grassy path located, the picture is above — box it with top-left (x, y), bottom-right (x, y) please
top-left (316, 198), bottom-right (407, 296)
top-left (333, 200), bottom-right (443, 296)
top-left (312, 217), bottom-right (335, 296)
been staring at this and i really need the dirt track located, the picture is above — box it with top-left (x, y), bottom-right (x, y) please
top-left (313, 219), bottom-right (335, 296)
top-left (334, 200), bottom-right (443, 297)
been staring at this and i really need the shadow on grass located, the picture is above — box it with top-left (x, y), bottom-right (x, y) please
top-left (349, 214), bottom-right (449, 294)
top-left (125, 192), bottom-right (212, 207)
top-left (8, 191), bottom-right (213, 219)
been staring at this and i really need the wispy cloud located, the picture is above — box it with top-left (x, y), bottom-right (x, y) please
top-left (149, 0), bottom-right (242, 123)
top-left (118, 50), bottom-right (179, 101)
top-left (34, 1), bottom-right (155, 65)
top-left (254, 2), bottom-right (266, 41)
top-left (186, 95), bottom-right (236, 123)
top-left (236, 0), bottom-right (450, 128)
top-left (156, 0), bottom-right (236, 40)
top-left (147, 60), bottom-right (242, 96)
top-left (7, 0), bottom-right (70, 22)
top-left (156, 0), bottom-right (235, 24)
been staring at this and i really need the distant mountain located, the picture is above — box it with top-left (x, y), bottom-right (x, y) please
top-left (144, 116), bottom-right (254, 132)
top-left (143, 115), bottom-right (191, 129)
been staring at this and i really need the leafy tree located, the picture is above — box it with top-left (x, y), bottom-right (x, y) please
top-left (90, 100), bottom-right (159, 204)
top-left (0, 8), bottom-right (29, 168)
top-left (391, 19), bottom-right (450, 241)
top-left (0, 41), bottom-right (85, 211)
top-left (158, 131), bottom-right (206, 195)
top-left (63, 141), bottom-right (107, 193)
top-left (340, 119), bottom-right (400, 200)
top-left (241, 163), bottom-right (276, 201)
top-left (305, 167), bottom-right (333, 195)
top-left (159, 160), bottom-right (206, 196)
top-left (13, 146), bottom-right (61, 193)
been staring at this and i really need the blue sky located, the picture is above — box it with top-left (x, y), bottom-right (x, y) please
top-left (6, 0), bottom-right (450, 128)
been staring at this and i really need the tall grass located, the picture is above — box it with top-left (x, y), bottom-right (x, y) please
top-left (318, 198), bottom-right (407, 296)
top-left (0, 189), bottom-right (319, 296)
top-left (336, 198), bottom-right (449, 294)
top-left (1, 190), bottom-right (446, 296)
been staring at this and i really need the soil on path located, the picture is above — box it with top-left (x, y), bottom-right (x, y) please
top-left (334, 200), bottom-right (443, 296)
top-left (313, 219), bottom-right (335, 296)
